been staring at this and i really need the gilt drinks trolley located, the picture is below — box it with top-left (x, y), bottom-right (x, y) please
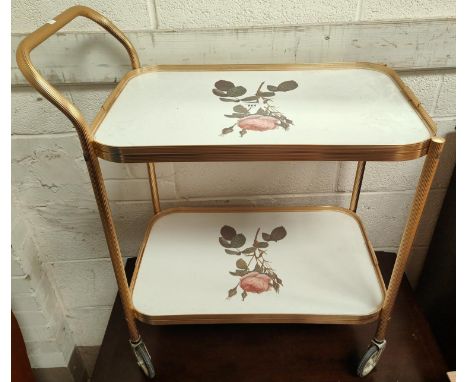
top-left (16, 6), bottom-right (445, 379)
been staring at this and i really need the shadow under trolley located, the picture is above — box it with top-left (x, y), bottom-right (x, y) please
top-left (16, 6), bottom-right (445, 379)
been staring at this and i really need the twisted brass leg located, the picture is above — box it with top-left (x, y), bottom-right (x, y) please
top-left (82, 143), bottom-right (140, 341)
top-left (375, 137), bottom-right (445, 340)
top-left (357, 138), bottom-right (444, 377)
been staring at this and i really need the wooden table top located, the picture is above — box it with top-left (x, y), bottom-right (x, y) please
top-left (91, 252), bottom-right (448, 382)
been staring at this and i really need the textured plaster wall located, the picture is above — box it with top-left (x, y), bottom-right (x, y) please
top-left (11, 0), bottom-right (455, 368)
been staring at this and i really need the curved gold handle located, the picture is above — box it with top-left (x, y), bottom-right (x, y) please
top-left (16, 5), bottom-right (140, 138)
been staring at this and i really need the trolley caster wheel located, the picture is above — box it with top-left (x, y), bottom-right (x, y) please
top-left (357, 339), bottom-right (386, 377)
top-left (130, 338), bottom-right (156, 379)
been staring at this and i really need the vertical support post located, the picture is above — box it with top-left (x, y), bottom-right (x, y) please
top-left (375, 137), bottom-right (445, 340)
top-left (350, 161), bottom-right (366, 212)
top-left (147, 163), bottom-right (161, 214)
top-left (81, 139), bottom-right (140, 342)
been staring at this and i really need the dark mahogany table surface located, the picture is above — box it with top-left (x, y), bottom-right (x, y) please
top-left (91, 252), bottom-right (448, 382)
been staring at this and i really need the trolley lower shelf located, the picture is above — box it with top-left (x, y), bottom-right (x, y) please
top-left (130, 207), bottom-right (385, 325)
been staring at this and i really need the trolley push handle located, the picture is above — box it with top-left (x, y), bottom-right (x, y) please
top-left (16, 6), bottom-right (145, 343)
top-left (16, 5), bottom-right (140, 134)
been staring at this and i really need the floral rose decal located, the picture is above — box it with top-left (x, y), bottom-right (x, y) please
top-left (219, 225), bottom-right (287, 301)
top-left (212, 79), bottom-right (298, 137)
top-left (238, 115), bottom-right (280, 132)
top-left (240, 272), bottom-right (272, 293)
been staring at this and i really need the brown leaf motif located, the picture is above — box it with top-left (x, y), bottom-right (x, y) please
top-left (220, 225), bottom-right (287, 301)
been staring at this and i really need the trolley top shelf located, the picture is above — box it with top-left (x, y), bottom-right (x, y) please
top-left (92, 63), bottom-right (435, 163)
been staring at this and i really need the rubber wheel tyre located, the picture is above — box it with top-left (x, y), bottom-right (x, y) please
top-left (357, 344), bottom-right (381, 377)
top-left (134, 342), bottom-right (156, 379)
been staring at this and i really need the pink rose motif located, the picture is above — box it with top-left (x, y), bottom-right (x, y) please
top-left (238, 115), bottom-right (280, 132)
top-left (239, 272), bottom-right (272, 293)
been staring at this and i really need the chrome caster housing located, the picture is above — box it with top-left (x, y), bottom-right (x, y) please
top-left (357, 339), bottom-right (386, 377)
top-left (130, 338), bottom-right (156, 379)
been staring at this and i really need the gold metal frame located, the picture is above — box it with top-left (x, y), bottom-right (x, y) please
top-left (90, 63), bottom-right (437, 163)
top-left (15, 5), bottom-right (445, 358)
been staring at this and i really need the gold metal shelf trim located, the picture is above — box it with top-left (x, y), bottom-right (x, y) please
top-left (94, 141), bottom-right (431, 162)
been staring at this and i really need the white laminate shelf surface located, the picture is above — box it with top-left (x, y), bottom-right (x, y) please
top-left (131, 208), bottom-right (385, 324)
top-left (94, 67), bottom-right (432, 151)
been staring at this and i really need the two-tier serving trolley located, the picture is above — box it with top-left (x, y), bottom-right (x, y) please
top-left (16, 6), bottom-right (445, 378)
